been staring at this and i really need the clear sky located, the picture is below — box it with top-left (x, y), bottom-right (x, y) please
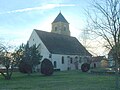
top-left (0, 0), bottom-right (90, 43)
top-left (0, 0), bottom-right (107, 56)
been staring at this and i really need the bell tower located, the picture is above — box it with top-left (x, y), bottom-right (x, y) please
top-left (51, 12), bottom-right (70, 36)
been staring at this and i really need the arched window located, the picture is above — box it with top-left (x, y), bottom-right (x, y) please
top-left (94, 63), bottom-right (96, 68)
top-left (64, 27), bottom-right (66, 31)
top-left (49, 54), bottom-right (52, 58)
top-left (54, 61), bottom-right (57, 68)
top-left (62, 56), bottom-right (64, 64)
top-left (70, 58), bottom-right (73, 64)
top-left (55, 27), bottom-right (57, 31)
top-left (79, 57), bottom-right (82, 63)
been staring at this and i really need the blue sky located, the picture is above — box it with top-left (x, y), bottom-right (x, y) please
top-left (0, 0), bottom-right (90, 45)
top-left (1, 0), bottom-right (107, 55)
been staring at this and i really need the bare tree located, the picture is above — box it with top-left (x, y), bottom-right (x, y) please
top-left (0, 44), bottom-right (14, 80)
top-left (86, 0), bottom-right (120, 89)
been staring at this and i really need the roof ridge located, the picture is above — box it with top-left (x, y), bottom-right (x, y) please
top-left (34, 29), bottom-right (73, 38)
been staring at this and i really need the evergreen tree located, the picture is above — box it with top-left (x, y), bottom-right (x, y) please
top-left (18, 42), bottom-right (42, 73)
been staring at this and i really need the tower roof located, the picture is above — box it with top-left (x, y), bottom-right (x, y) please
top-left (52, 12), bottom-right (69, 23)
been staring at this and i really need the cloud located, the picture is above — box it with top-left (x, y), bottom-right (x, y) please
top-left (0, 4), bottom-right (75, 14)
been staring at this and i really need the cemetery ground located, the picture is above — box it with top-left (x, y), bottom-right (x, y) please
top-left (0, 70), bottom-right (119, 90)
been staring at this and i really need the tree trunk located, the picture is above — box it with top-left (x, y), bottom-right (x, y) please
top-left (0, 66), bottom-right (13, 80)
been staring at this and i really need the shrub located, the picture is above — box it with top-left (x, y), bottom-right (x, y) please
top-left (41, 59), bottom-right (54, 76)
top-left (19, 60), bottom-right (32, 74)
top-left (81, 63), bottom-right (90, 72)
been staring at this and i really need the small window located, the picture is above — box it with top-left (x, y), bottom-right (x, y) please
top-left (67, 56), bottom-right (70, 58)
top-left (70, 58), bottom-right (73, 64)
top-left (62, 56), bottom-right (64, 64)
top-left (54, 61), bottom-right (57, 68)
top-left (75, 56), bottom-right (78, 59)
top-left (94, 63), bottom-right (96, 68)
top-left (64, 27), bottom-right (66, 31)
top-left (49, 54), bottom-right (52, 58)
top-left (55, 27), bottom-right (57, 31)
top-left (33, 39), bottom-right (34, 41)
top-left (79, 57), bottom-right (82, 63)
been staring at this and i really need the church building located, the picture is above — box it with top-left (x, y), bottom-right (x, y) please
top-left (28, 12), bottom-right (92, 71)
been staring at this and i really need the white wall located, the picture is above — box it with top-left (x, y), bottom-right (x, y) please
top-left (51, 54), bottom-right (68, 71)
top-left (51, 54), bottom-right (90, 71)
top-left (28, 30), bottom-right (50, 61)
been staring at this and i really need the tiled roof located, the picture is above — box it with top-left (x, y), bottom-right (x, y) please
top-left (34, 29), bottom-right (91, 56)
top-left (52, 12), bottom-right (69, 23)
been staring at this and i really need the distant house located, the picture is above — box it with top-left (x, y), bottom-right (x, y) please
top-left (28, 12), bottom-right (92, 71)
top-left (91, 56), bottom-right (106, 68)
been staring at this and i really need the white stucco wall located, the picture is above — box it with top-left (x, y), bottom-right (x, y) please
top-left (51, 54), bottom-right (90, 71)
top-left (28, 30), bottom-right (50, 61)
top-left (51, 54), bottom-right (68, 71)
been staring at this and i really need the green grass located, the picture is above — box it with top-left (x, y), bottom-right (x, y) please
top-left (0, 70), bottom-right (118, 90)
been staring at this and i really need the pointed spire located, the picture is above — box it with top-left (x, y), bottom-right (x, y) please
top-left (52, 12), bottom-right (69, 23)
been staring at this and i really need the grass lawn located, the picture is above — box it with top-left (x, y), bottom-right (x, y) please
top-left (0, 70), bottom-right (118, 90)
